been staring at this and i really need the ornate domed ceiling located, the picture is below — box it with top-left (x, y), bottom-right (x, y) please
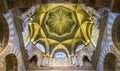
top-left (42, 6), bottom-right (79, 40)
top-left (29, 4), bottom-right (94, 55)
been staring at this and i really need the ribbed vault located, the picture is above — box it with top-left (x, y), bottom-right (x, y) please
top-left (28, 4), bottom-right (95, 57)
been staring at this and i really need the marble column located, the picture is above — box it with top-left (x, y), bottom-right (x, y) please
top-left (72, 56), bottom-right (78, 66)
top-left (0, 59), bottom-right (6, 71)
top-left (42, 56), bottom-right (50, 66)
top-left (67, 57), bottom-right (72, 66)
top-left (37, 55), bottom-right (43, 66)
top-left (49, 57), bottom-right (53, 66)
top-left (77, 54), bottom-right (84, 67)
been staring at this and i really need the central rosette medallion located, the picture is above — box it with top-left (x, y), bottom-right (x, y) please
top-left (42, 6), bottom-right (78, 39)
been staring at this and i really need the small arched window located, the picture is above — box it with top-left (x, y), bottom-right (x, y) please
top-left (54, 52), bottom-right (67, 58)
top-left (35, 43), bottom-right (45, 53)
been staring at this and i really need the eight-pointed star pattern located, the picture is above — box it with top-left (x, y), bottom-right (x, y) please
top-left (29, 4), bottom-right (94, 55)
